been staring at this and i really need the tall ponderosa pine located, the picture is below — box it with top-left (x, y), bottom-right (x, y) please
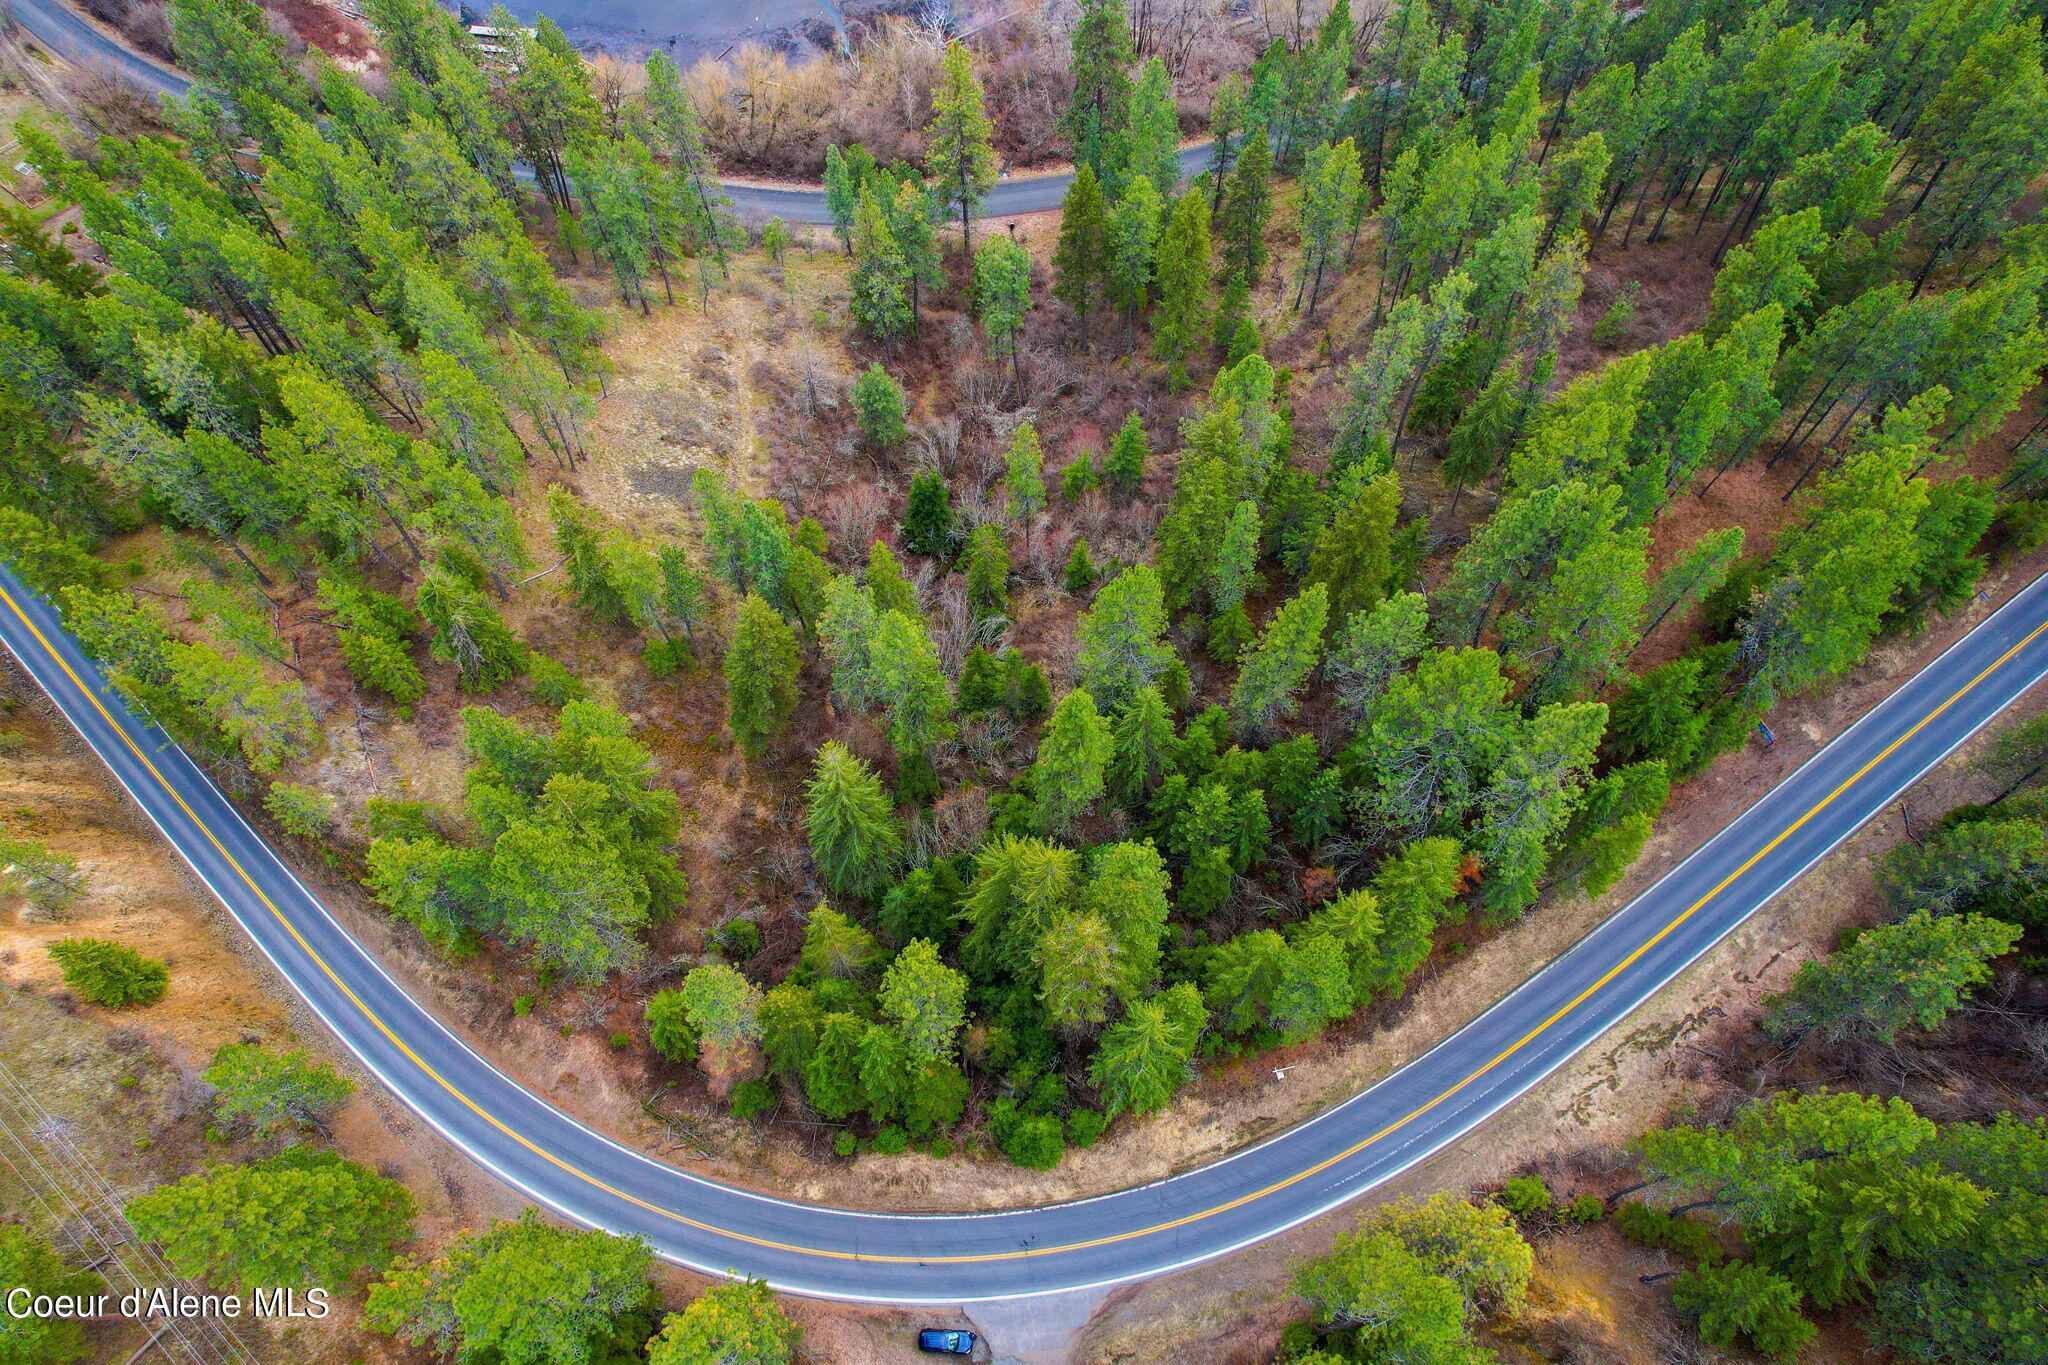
top-left (926, 43), bottom-right (999, 250)
top-left (1218, 122), bottom-right (1275, 287)
top-left (1116, 58), bottom-right (1182, 200)
top-left (1296, 138), bottom-right (1363, 316)
top-left (1053, 164), bottom-right (1111, 346)
top-left (1107, 177), bottom-right (1164, 347)
top-left (1063, 0), bottom-right (1136, 180)
top-left (1154, 193), bottom-right (1214, 390)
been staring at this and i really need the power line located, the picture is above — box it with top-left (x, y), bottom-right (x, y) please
top-left (0, 1058), bottom-right (258, 1365)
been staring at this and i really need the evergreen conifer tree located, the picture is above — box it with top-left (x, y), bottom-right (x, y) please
top-left (805, 742), bottom-right (904, 898)
top-left (1108, 685), bottom-right (1177, 805)
top-left (958, 645), bottom-right (1004, 712)
top-left (975, 234), bottom-right (1034, 384)
top-left (1064, 538), bottom-right (1099, 594)
top-left (1219, 122), bottom-right (1275, 285)
top-left (1053, 165), bottom-right (1111, 346)
top-left (903, 471), bottom-right (955, 557)
top-left (926, 43), bottom-right (999, 250)
top-left (418, 565), bottom-right (524, 692)
top-left (1076, 564), bottom-right (1175, 711)
top-left (1107, 178), bottom-right (1163, 347)
top-left (1296, 138), bottom-right (1363, 316)
top-left (1005, 422), bottom-right (1047, 550)
top-left (726, 593), bottom-right (801, 758)
top-left (1104, 412), bottom-right (1149, 493)
top-left (1062, 0), bottom-right (1136, 179)
top-left (858, 540), bottom-right (915, 618)
top-left (871, 609), bottom-right (957, 755)
top-left (1118, 59), bottom-right (1183, 199)
top-left (851, 185), bottom-right (912, 342)
top-left (1231, 585), bottom-right (1330, 731)
top-left (964, 523), bottom-right (1012, 623)
top-left (1033, 689), bottom-right (1114, 833)
top-left (851, 363), bottom-right (909, 452)
top-left (1089, 983), bottom-right (1205, 1114)
top-left (1001, 648), bottom-right (1052, 719)
top-left (1154, 193), bottom-right (1215, 390)
top-left (1306, 475), bottom-right (1400, 627)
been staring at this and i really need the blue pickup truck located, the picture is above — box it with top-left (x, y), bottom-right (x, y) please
top-left (917, 1327), bottom-right (978, 1354)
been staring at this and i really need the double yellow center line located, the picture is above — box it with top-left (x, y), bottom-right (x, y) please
top-left (4, 577), bottom-right (2043, 1269)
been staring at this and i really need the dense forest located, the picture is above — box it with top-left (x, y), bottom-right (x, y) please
top-left (3, 0), bottom-right (2048, 1358)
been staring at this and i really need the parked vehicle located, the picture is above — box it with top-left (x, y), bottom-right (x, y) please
top-left (917, 1327), bottom-right (978, 1355)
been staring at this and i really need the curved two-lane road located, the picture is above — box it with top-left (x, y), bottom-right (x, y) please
top-left (5, 0), bottom-right (1198, 222)
top-left (7, 563), bottom-right (2048, 1300)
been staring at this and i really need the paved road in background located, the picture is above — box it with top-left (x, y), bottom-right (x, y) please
top-left (10, 0), bottom-right (189, 98)
top-left (5, 1), bottom-right (1208, 221)
top-left (9, 561), bottom-right (2048, 1300)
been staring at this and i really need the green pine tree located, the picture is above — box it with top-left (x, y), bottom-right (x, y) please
top-left (926, 42), bottom-right (999, 250)
top-left (903, 470), bottom-right (955, 557)
top-left (726, 593), bottom-right (801, 758)
top-left (1230, 585), bottom-right (1330, 731)
top-left (804, 742), bottom-right (904, 898)
top-left (1062, 0), bottom-right (1135, 178)
top-left (1104, 411), bottom-right (1149, 494)
top-left (851, 363), bottom-right (909, 451)
top-left (1053, 164), bottom-right (1112, 346)
top-left (1033, 689), bottom-right (1114, 833)
top-left (1154, 192), bottom-right (1215, 390)
top-left (964, 523), bottom-right (1012, 624)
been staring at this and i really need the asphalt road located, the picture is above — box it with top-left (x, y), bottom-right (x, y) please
top-left (7, 561), bottom-right (2048, 1301)
top-left (5, 0), bottom-right (1204, 222)
top-left (9, 0), bottom-right (188, 98)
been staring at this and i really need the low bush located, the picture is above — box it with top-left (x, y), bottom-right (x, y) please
top-left (1613, 1201), bottom-right (1725, 1265)
top-left (1066, 1108), bottom-right (1107, 1149)
top-left (46, 937), bottom-right (167, 1007)
top-left (996, 1112), bottom-right (1065, 1170)
top-left (528, 654), bottom-right (587, 704)
top-left (713, 919), bottom-right (763, 960)
top-left (1561, 1193), bottom-right (1606, 1225)
top-left (729, 1079), bottom-right (776, 1120)
top-left (1499, 1175), bottom-right (1553, 1217)
top-left (263, 782), bottom-right (333, 839)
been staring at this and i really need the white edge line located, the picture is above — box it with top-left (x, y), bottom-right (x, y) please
top-left (5, 570), bottom-right (2044, 1303)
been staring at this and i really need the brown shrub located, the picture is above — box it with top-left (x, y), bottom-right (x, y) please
top-left (122, 3), bottom-right (175, 61)
top-left (679, 8), bottom-right (1256, 178)
top-left (56, 64), bottom-right (171, 138)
